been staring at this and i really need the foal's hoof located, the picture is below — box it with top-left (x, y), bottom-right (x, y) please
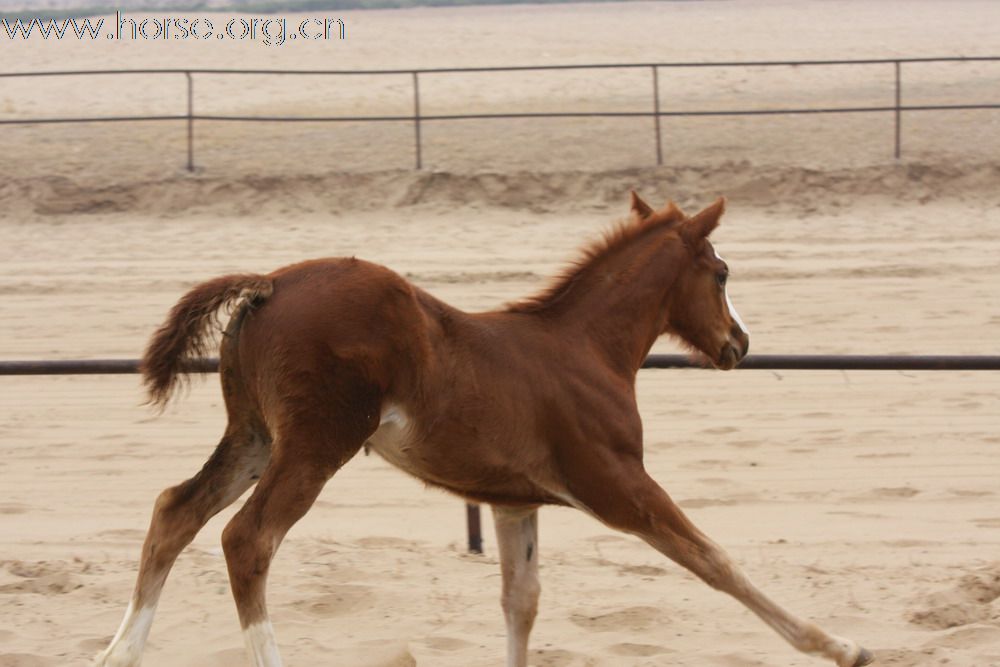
top-left (852, 647), bottom-right (875, 666)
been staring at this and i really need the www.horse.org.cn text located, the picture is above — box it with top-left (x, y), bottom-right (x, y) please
top-left (1, 12), bottom-right (347, 47)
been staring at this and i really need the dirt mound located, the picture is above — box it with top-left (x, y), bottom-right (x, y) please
top-left (909, 564), bottom-right (1000, 630)
top-left (2, 162), bottom-right (999, 220)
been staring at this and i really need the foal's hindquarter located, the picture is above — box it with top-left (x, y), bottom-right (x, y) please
top-left (95, 198), bottom-right (871, 667)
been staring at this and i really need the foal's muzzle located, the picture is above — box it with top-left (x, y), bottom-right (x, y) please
top-left (717, 325), bottom-right (749, 370)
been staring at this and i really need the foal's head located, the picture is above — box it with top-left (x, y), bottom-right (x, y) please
top-left (633, 192), bottom-right (750, 370)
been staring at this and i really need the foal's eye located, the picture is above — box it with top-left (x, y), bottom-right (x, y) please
top-left (716, 272), bottom-right (728, 288)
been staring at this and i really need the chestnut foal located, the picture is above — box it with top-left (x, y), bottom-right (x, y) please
top-left (94, 194), bottom-right (872, 667)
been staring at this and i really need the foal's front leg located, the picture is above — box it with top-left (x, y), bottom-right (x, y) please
top-left (491, 505), bottom-right (540, 667)
top-left (567, 465), bottom-right (873, 667)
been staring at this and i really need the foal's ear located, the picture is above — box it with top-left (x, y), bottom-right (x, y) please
top-left (680, 197), bottom-right (726, 248)
top-left (629, 190), bottom-right (654, 219)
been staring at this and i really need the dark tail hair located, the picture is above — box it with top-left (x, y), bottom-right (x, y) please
top-left (141, 273), bottom-right (273, 407)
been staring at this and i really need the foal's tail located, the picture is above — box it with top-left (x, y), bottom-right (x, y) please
top-left (141, 273), bottom-right (273, 408)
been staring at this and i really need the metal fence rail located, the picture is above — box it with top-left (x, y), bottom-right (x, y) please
top-left (1, 56), bottom-right (998, 169)
top-left (4, 354), bottom-right (1000, 376)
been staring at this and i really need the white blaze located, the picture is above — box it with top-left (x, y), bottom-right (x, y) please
top-left (714, 249), bottom-right (749, 335)
top-left (726, 291), bottom-right (749, 335)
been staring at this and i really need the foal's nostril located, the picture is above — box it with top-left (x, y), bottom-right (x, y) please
top-left (730, 325), bottom-right (749, 358)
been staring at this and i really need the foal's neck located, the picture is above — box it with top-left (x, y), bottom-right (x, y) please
top-left (506, 217), bottom-right (685, 377)
top-left (573, 235), bottom-right (680, 375)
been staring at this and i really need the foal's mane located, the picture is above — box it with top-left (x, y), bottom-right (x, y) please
top-left (506, 203), bottom-right (685, 314)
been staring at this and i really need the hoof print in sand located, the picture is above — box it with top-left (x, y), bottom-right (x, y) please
top-left (0, 561), bottom-right (82, 596)
top-left (569, 605), bottom-right (665, 632)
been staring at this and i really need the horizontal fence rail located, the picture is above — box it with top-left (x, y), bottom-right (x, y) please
top-left (3, 355), bottom-right (1000, 376)
top-left (1, 56), bottom-right (998, 168)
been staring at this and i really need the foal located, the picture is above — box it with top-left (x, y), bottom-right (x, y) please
top-left (94, 194), bottom-right (872, 667)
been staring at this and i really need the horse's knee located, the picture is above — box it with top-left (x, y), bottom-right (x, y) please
top-left (695, 545), bottom-right (744, 593)
top-left (502, 575), bottom-right (540, 625)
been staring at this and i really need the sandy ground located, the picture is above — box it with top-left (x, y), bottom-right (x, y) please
top-left (3, 1), bottom-right (1000, 666)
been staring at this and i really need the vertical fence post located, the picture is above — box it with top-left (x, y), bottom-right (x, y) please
top-left (185, 71), bottom-right (195, 172)
top-left (412, 71), bottom-right (423, 170)
top-left (466, 503), bottom-right (482, 553)
top-left (894, 60), bottom-right (902, 160)
top-left (651, 65), bottom-right (663, 166)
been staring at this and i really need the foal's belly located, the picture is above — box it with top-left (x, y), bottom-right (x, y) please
top-left (364, 403), bottom-right (557, 506)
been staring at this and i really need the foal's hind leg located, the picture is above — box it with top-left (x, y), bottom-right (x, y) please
top-left (221, 422), bottom-right (366, 667)
top-left (94, 427), bottom-right (270, 667)
top-left (567, 465), bottom-right (873, 667)
top-left (492, 505), bottom-right (540, 667)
